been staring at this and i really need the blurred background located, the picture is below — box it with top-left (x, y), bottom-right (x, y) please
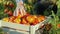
top-left (0, 0), bottom-right (60, 34)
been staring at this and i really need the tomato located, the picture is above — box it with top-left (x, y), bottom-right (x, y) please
top-left (9, 3), bottom-right (14, 8)
top-left (4, 8), bottom-right (9, 13)
top-left (21, 18), bottom-right (28, 24)
top-left (33, 15), bottom-right (37, 18)
top-left (7, 10), bottom-right (13, 16)
top-left (26, 15), bottom-right (35, 23)
top-left (57, 24), bottom-right (60, 28)
top-left (37, 15), bottom-right (45, 22)
top-left (9, 16), bottom-right (15, 22)
top-left (38, 15), bottom-right (45, 21)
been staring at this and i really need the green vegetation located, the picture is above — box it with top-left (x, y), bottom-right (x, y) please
top-left (0, 0), bottom-right (16, 19)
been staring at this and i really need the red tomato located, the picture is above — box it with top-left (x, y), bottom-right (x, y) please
top-left (7, 10), bottom-right (13, 16)
top-left (9, 3), bottom-right (14, 8)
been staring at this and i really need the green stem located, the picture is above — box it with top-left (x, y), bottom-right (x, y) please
top-left (51, 11), bottom-right (57, 34)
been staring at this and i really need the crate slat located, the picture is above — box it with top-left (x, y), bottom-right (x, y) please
top-left (1, 21), bottom-right (30, 31)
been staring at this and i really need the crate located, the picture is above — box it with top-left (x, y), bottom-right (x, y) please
top-left (0, 17), bottom-right (51, 34)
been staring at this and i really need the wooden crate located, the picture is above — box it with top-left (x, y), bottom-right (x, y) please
top-left (0, 17), bottom-right (51, 34)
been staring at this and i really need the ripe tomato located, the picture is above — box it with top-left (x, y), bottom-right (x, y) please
top-left (57, 24), bottom-right (60, 28)
top-left (7, 10), bottom-right (13, 16)
top-left (21, 18), bottom-right (28, 24)
top-left (4, 8), bottom-right (9, 13)
top-left (40, 16), bottom-right (45, 20)
top-left (9, 16), bottom-right (15, 22)
top-left (9, 3), bottom-right (14, 8)
top-left (26, 15), bottom-right (35, 23)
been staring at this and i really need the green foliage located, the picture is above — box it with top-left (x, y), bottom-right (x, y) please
top-left (48, 0), bottom-right (60, 33)
top-left (0, 0), bottom-right (16, 19)
top-left (24, 0), bottom-right (37, 15)
top-left (0, 2), bottom-right (8, 19)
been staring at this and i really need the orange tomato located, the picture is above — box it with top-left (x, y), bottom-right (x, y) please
top-left (26, 15), bottom-right (35, 23)
top-left (33, 15), bottom-right (37, 18)
top-left (30, 18), bottom-right (39, 25)
top-left (37, 18), bottom-right (42, 22)
top-left (57, 24), bottom-right (60, 28)
top-left (4, 8), bottom-right (9, 13)
top-left (21, 18), bottom-right (28, 24)
top-left (17, 15), bottom-right (22, 18)
top-left (9, 16), bottom-right (15, 22)
top-left (39, 15), bottom-right (45, 21)
top-left (38, 15), bottom-right (45, 22)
